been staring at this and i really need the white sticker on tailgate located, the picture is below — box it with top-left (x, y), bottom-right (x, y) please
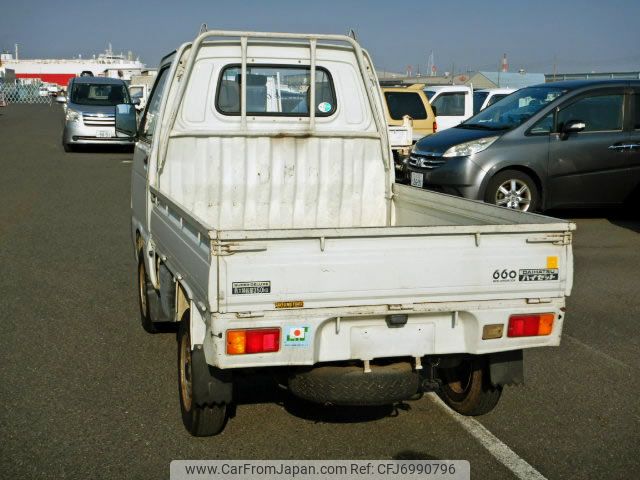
top-left (232, 281), bottom-right (271, 294)
top-left (284, 327), bottom-right (311, 347)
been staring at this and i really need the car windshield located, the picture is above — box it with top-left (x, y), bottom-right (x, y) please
top-left (473, 91), bottom-right (489, 115)
top-left (461, 86), bottom-right (566, 130)
top-left (70, 82), bottom-right (130, 106)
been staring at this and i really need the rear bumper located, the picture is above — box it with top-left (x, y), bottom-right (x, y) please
top-left (203, 298), bottom-right (566, 369)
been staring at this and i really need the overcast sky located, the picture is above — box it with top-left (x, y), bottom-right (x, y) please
top-left (2, 0), bottom-right (639, 75)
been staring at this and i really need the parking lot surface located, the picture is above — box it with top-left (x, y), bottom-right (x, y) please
top-left (1, 104), bottom-right (638, 479)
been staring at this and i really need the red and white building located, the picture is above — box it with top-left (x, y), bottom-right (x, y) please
top-left (0, 45), bottom-right (145, 88)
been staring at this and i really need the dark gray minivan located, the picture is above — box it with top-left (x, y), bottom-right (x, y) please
top-left (406, 80), bottom-right (640, 211)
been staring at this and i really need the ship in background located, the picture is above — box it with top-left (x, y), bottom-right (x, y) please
top-left (0, 43), bottom-right (146, 87)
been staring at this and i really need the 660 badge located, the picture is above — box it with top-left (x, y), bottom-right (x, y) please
top-left (492, 268), bottom-right (517, 283)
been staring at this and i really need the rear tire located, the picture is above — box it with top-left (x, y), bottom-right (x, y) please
top-left (178, 317), bottom-right (227, 436)
top-left (437, 356), bottom-right (502, 416)
top-left (137, 251), bottom-right (157, 334)
top-left (484, 169), bottom-right (540, 212)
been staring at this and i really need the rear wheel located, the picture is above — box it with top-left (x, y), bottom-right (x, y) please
top-left (484, 169), bottom-right (539, 212)
top-left (178, 317), bottom-right (227, 436)
top-left (437, 356), bottom-right (502, 416)
top-left (137, 251), bottom-right (157, 333)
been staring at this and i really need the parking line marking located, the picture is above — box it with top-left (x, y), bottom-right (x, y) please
top-left (427, 393), bottom-right (548, 480)
top-left (564, 334), bottom-right (632, 370)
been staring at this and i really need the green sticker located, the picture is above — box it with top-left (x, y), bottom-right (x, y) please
top-left (318, 102), bottom-right (332, 113)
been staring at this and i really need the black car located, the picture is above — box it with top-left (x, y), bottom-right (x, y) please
top-left (406, 80), bottom-right (640, 211)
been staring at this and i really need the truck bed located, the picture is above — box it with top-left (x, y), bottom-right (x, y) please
top-left (150, 184), bottom-right (574, 316)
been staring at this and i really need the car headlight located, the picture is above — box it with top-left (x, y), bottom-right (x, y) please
top-left (442, 136), bottom-right (499, 158)
top-left (65, 109), bottom-right (81, 122)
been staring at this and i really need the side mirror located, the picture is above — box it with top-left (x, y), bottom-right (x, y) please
top-left (562, 120), bottom-right (586, 134)
top-left (55, 96), bottom-right (67, 103)
top-left (115, 103), bottom-right (138, 138)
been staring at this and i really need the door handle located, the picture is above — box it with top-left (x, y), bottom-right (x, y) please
top-left (608, 144), bottom-right (637, 151)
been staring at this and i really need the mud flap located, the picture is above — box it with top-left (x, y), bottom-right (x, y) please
top-left (158, 263), bottom-right (176, 321)
top-left (489, 350), bottom-right (524, 387)
top-left (191, 348), bottom-right (233, 406)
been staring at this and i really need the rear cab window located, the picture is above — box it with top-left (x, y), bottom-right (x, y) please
top-left (216, 65), bottom-right (336, 116)
top-left (384, 92), bottom-right (427, 120)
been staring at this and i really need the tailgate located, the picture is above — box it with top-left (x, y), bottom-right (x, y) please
top-left (215, 226), bottom-right (573, 313)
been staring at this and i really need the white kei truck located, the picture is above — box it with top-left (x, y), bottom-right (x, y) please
top-left (115, 29), bottom-right (575, 436)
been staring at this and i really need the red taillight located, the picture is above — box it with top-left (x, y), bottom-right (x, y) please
top-left (433, 120), bottom-right (438, 133)
top-left (227, 328), bottom-right (280, 355)
top-left (507, 313), bottom-right (554, 337)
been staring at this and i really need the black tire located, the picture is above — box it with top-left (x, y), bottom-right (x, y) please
top-left (437, 356), bottom-right (502, 416)
top-left (63, 142), bottom-right (74, 152)
top-left (289, 362), bottom-right (420, 406)
top-left (177, 317), bottom-right (227, 436)
top-left (484, 169), bottom-right (540, 212)
top-left (137, 250), bottom-right (157, 333)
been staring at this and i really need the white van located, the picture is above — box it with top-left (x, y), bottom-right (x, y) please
top-left (423, 85), bottom-right (473, 130)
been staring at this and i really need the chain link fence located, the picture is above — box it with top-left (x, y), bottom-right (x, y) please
top-left (0, 83), bottom-right (53, 105)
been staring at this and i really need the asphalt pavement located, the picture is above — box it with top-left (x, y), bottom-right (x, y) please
top-left (1, 104), bottom-right (638, 479)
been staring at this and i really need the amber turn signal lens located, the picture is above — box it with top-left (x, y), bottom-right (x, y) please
top-left (507, 313), bottom-right (555, 337)
top-left (226, 330), bottom-right (246, 355)
top-left (538, 313), bottom-right (555, 335)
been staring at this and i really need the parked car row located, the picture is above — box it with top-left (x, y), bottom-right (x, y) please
top-left (56, 67), bottom-right (639, 214)
top-left (405, 80), bottom-right (640, 211)
top-left (385, 84), bottom-right (510, 182)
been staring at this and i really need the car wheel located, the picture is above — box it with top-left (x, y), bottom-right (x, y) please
top-left (437, 356), bottom-right (502, 416)
top-left (484, 169), bottom-right (539, 212)
top-left (137, 250), bottom-right (158, 333)
top-left (178, 317), bottom-right (228, 436)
